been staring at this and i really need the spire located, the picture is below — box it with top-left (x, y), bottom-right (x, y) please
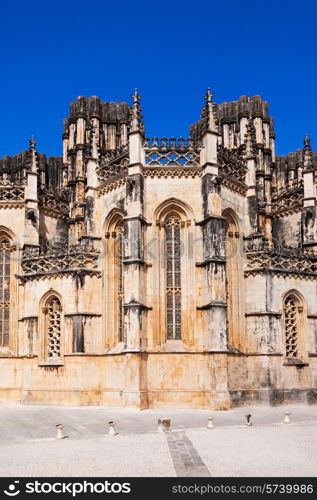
top-left (303, 134), bottom-right (313, 170)
top-left (130, 88), bottom-right (145, 134)
top-left (201, 88), bottom-right (217, 133)
top-left (29, 135), bottom-right (37, 173)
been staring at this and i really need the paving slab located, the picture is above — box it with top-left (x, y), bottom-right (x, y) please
top-left (0, 404), bottom-right (316, 477)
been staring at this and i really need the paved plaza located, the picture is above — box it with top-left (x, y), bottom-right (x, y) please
top-left (0, 405), bottom-right (316, 477)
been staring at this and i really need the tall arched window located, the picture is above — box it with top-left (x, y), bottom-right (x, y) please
top-left (223, 209), bottom-right (244, 350)
top-left (116, 223), bottom-right (124, 343)
top-left (44, 296), bottom-right (62, 359)
top-left (105, 211), bottom-right (125, 347)
top-left (0, 237), bottom-right (10, 346)
top-left (284, 294), bottom-right (301, 359)
top-left (153, 199), bottom-right (194, 347)
top-left (165, 215), bottom-right (182, 339)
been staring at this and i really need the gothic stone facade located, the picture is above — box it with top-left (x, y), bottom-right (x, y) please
top-left (1, 90), bottom-right (317, 409)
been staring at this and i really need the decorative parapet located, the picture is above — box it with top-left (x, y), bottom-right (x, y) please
top-left (244, 237), bottom-right (317, 278)
top-left (143, 167), bottom-right (201, 179)
top-left (38, 187), bottom-right (70, 216)
top-left (97, 146), bottom-right (129, 185)
top-left (217, 144), bottom-right (247, 183)
top-left (0, 174), bottom-right (26, 207)
top-left (18, 240), bottom-right (101, 282)
top-left (144, 137), bottom-right (200, 166)
top-left (271, 184), bottom-right (303, 216)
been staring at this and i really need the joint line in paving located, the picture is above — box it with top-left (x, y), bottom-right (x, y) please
top-left (166, 431), bottom-right (211, 477)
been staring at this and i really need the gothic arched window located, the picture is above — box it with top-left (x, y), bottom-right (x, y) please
top-left (44, 296), bottom-right (62, 359)
top-left (105, 212), bottom-right (125, 347)
top-left (165, 215), bottom-right (182, 339)
top-left (284, 294), bottom-right (300, 359)
top-left (223, 209), bottom-right (244, 351)
top-left (116, 223), bottom-right (124, 343)
top-left (0, 237), bottom-right (10, 346)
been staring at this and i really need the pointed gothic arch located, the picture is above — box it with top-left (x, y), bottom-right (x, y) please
top-left (282, 289), bottom-right (306, 360)
top-left (39, 290), bottom-right (64, 362)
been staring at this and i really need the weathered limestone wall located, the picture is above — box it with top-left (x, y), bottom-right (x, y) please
top-left (0, 355), bottom-right (125, 406)
top-left (0, 352), bottom-right (230, 409)
top-left (228, 354), bottom-right (317, 405)
top-left (38, 212), bottom-right (68, 248)
top-left (0, 207), bottom-right (26, 246)
top-left (272, 213), bottom-right (302, 248)
top-left (221, 187), bottom-right (245, 222)
top-left (145, 352), bottom-right (229, 409)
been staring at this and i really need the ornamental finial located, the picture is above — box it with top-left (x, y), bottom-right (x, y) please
top-left (29, 135), bottom-right (36, 150)
top-left (204, 87), bottom-right (214, 104)
top-left (304, 133), bottom-right (311, 147)
top-left (132, 88), bottom-right (141, 104)
top-left (130, 88), bottom-right (144, 134)
top-left (28, 135), bottom-right (37, 173)
top-left (201, 88), bottom-right (217, 133)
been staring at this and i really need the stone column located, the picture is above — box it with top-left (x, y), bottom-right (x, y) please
top-left (122, 90), bottom-right (148, 408)
top-left (123, 90), bottom-right (146, 352)
top-left (84, 117), bottom-right (99, 237)
top-left (244, 118), bottom-right (259, 236)
top-left (198, 90), bottom-right (228, 353)
top-left (197, 90), bottom-right (230, 409)
top-left (303, 135), bottom-right (315, 208)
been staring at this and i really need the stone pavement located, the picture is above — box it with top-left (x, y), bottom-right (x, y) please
top-left (0, 404), bottom-right (316, 477)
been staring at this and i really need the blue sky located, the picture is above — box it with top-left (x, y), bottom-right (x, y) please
top-left (0, 0), bottom-right (316, 157)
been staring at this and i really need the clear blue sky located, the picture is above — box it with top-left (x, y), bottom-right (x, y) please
top-left (1, 0), bottom-right (316, 157)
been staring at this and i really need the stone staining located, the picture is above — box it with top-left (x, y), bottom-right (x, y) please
top-left (0, 90), bottom-right (317, 409)
top-left (284, 296), bottom-right (299, 359)
top-left (46, 298), bottom-right (62, 358)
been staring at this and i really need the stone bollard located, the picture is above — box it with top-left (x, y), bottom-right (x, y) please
top-left (108, 421), bottom-right (118, 436)
top-left (283, 411), bottom-right (291, 424)
top-left (56, 424), bottom-right (64, 439)
top-left (161, 419), bottom-right (171, 432)
top-left (207, 416), bottom-right (214, 429)
top-left (245, 414), bottom-right (252, 426)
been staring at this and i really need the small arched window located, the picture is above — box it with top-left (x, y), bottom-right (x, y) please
top-left (44, 296), bottom-right (62, 358)
top-left (165, 215), bottom-right (182, 340)
top-left (0, 237), bottom-right (11, 346)
top-left (284, 294), bottom-right (300, 359)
